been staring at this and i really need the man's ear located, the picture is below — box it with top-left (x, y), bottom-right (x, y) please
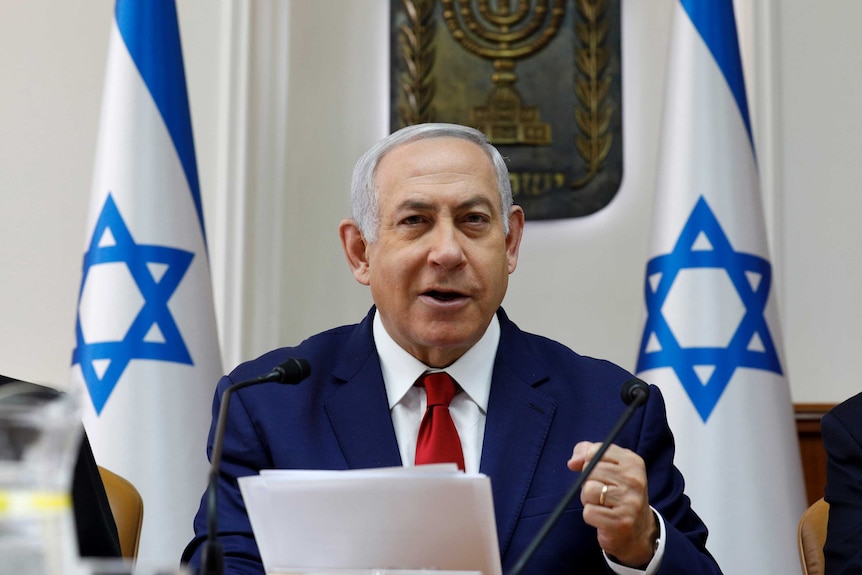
top-left (339, 219), bottom-right (371, 286)
top-left (505, 206), bottom-right (525, 274)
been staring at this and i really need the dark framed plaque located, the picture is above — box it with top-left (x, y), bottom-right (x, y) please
top-left (390, 0), bottom-right (624, 220)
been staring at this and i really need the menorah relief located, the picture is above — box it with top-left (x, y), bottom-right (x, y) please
top-left (440, 0), bottom-right (566, 145)
top-left (391, 0), bottom-right (623, 220)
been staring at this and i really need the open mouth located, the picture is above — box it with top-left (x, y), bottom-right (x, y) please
top-left (425, 290), bottom-right (464, 302)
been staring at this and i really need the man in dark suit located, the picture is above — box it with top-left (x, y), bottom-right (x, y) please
top-left (822, 391), bottom-right (862, 574)
top-left (182, 123), bottom-right (722, 574)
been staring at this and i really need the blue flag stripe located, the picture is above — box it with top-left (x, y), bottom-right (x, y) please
top-left (114, 0), bottom-right (207, 246)
top-left (680, 0), bottom-right (752, 142)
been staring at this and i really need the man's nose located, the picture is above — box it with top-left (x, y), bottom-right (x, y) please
top-left (427, 221), bottom-right (466, 269)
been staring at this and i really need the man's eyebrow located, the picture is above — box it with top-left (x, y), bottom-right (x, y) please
top-left (395, 195), bottom-right (496, 212)
top-left (395, 199), bottom-right (435, 212)
top-left (457, 196), bottom-right (496, 211)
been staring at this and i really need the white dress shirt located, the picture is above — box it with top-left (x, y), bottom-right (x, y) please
top-left (374, 310), bottom-right (498, 474)
top-left (372, 310), bottom-right (665, 574)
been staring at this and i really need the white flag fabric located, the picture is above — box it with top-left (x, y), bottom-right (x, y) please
top-left (635, 1), bottom-right (806, 573)
top-left (71, 0), bottom-right (222, 565)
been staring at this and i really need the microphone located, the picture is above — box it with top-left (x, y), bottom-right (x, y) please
top-left (506, 377), bottom-right (650, 575)
top-left (620, 377), bottom-right (649, 407)
top-left (200, 357), bottom-right (311, 575)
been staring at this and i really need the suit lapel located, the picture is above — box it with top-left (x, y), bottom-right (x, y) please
top-left (325, 309), bottom-right (403, 469)
top-left (480, 311), bottom-right (556, 558)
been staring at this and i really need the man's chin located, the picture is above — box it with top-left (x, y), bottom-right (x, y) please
top-left (411, 328), bottom-right (485, 365)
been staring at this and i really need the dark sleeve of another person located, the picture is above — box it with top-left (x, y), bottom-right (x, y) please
top-left (72, 431), bottom-right (123, 558)
top-left (822, 393), bottom-right (862, 575)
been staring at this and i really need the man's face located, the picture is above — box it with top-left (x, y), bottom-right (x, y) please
top-left (342, 136), bottom-right (524, 367)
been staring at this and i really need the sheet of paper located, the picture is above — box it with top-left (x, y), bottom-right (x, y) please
top-left (238, 465), bottom-right (501, 575)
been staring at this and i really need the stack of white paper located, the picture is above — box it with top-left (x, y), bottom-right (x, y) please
top-left (238, 465), bottom-right (500, 575)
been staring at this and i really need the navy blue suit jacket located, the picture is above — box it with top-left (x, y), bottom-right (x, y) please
top-left (823, 392), bottom-right (862, 574)
top-left (183, 308), bottom-right (721, 574)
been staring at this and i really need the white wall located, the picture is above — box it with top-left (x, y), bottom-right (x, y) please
top-left (1, 0), bottom-right (860, 404)
top-left (778, 1), bottom-right (862, 403)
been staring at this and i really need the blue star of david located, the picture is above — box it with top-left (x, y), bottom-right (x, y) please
top-left (72, 193), bottom-right (194, 414)
top-left (636, 196), bottom-right (782, 422)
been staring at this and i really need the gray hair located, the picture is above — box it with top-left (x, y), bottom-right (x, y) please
top-left (350, 123), bottom-right (513, 243)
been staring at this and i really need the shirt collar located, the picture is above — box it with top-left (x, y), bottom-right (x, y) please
top-left (374, 310), bottom-right (499, 412)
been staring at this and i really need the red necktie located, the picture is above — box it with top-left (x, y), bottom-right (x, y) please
top-left (415, 372), bottom-right (465, 471)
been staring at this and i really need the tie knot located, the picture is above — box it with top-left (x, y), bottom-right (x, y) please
top-left (420, 372), bottom-right (457, 407)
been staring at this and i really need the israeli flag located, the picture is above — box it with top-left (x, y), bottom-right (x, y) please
top-left (635, 1), bottom-right (806, 573)
top-left (71, 0), bottom-right (222, 564)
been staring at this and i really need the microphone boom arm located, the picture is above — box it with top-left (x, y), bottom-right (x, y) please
top-left (200, 357), bottom-right (311, 575)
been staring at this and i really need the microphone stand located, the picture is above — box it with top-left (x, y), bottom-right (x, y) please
top-left (200, 358), bottom-right (311, 575)
top-left (506, 378), bottom-right (650, 575)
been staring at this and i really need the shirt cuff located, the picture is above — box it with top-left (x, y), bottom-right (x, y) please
top-left (604, 507), bottom-right (666, 575)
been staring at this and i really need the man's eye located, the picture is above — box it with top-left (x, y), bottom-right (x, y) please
top-left (464, 213), bottom-right (490, 224)
top-left (401, 215), bottom-right (425, 225)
